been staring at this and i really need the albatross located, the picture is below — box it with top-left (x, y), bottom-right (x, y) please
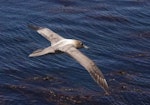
top-left (28, 25), bottom-right (109, 94)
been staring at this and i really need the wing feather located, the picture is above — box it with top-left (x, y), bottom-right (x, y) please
top-left (28, 25), bottom-right (64, 45)
top-left (59, 45), bottom-right (109, 93)
top-left (29, 46), bottom-right (55, 57)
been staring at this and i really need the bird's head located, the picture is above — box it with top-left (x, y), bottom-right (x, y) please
top-left (74, 40), bottom-right (89, 49)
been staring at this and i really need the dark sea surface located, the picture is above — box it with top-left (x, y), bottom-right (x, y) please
top-left (0, 0), bottom-right (150, 105)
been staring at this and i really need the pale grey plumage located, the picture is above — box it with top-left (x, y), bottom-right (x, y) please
top-left (28, 25), bottom-right (64, 45)
top-left (29, 46), bottom-right (55, 57)
top-left (28, 25), bottom-right (109, 93)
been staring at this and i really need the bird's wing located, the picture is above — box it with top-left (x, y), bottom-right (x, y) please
top-left (28, 25), bottom-right (65, 45)
top-left (58, 45), bottom-right (109, 93)
top-left (29, 46), bottom-right (55, 57)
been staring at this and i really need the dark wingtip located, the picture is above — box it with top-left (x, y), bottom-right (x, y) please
top-left (28, 24), bottom-right (42, 30)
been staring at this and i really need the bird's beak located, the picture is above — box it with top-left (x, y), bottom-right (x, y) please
top-left (83, 45), bottom-right (89, 49)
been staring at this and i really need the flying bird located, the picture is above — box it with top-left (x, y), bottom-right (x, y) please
top-left (28, 25), bottom-right (109, 94)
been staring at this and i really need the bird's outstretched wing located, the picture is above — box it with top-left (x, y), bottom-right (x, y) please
top-left (28, 25), bottom-right (65, 45)
top-left (59, 45), bottom-right (109, 93)
top-left (29, 46), bottom-right (55, 57)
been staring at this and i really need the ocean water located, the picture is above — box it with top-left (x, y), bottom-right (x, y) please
top-left (0, 0), bottom-right (150, 105)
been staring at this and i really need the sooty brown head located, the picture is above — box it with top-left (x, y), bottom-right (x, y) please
top-left (75, 40), bottom-right (88, 49)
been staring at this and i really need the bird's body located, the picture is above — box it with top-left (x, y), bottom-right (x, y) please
top-left (28, 25), bottom-right (109, 94)
top-left (52, 39), bottom-right (82, 49)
